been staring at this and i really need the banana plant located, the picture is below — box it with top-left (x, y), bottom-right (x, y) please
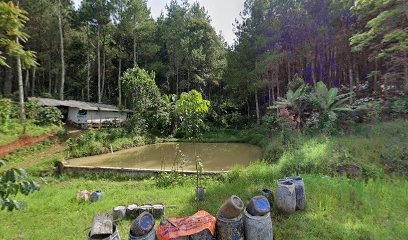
top-left (269, 84), bottom-right (309, 126)
top-left (311, 82), bottom-right (353, 121)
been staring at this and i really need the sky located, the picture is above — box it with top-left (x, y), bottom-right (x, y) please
top-left (72, 0), bottom-right (245, 45)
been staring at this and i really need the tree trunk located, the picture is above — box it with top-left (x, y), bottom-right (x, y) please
top-left (4, 64), bottom-right (12, 95)
top-left (16, 37), bottom-right (26, 127)
top-left (48, 55), bottom-right (52, 94)
top-left (133, 13), bottom-right (137, 67)
top-left (255, 90), bottom-right (260, 125)
top-left (97, 25), bottom-right (101, 103)
top-left (118, 56), bottom-right (122, 106)
top-left (24, 69), bottom-right (29, 96)
top-left (176, 67), bottom-right (179, 96)
top-left (287, 58), bottom-right (291, 84)
top-left (272, 86), bottom-right (275, 103)
top-left (54, 72), bottom-right (58, 94)
top-left (87, 50), bottom-right (90, 102)
top-left (31, 68), bottom-right (36, 96)
top-left (373, 58), bottom-right (378, 92)
top-left (311, 59), bottom-right (316, 87)
top-left (101, 43), bottom-right (106, 101)
top-left (404, 51), bottom-right (408, 88)
top-left (58, 0), bottom-right (65, 100)
top-left (349, 65), bottom-right (353, 104)
top-left (247, 96), bottom-right (250, 120)
top-left (276, 66), bottom-right (280, 98)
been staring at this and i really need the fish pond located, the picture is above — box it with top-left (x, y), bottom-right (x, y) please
top-left (66, 142), bottom-right (262, 172)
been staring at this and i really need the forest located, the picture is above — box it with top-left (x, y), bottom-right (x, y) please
top-left (0, 0), bottom-right (407, 239)
top-left (1, 0), bottom-right (406, 124)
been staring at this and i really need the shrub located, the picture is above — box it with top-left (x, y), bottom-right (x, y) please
top-left (390, 97), bottom-right (408, 115)
top-left (0, 98), bottom-right (12, 125)
top-left (176, 90), bottom-right (210, 139)
top-left (25, 101), bottom-right (40, 120)
top-left (0, 160), bottom-right (40, 211)
top-left (121, 67), bottom-right (172, 135)
top-left (35, 106), bottom-right (63, 126)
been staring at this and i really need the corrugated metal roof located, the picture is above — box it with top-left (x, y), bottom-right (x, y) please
top-left (29, 97), bottom-right (132, 112)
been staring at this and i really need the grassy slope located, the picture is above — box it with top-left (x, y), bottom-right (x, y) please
top-left (0, 119), bottom-right (57, 146)
top-left (0, 171), bottom-right (406, 239)
top-left (0, 120), bottom-right (407, 239)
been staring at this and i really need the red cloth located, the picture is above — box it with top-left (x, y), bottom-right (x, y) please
top-left (157, 210), bottom-right (216, 239)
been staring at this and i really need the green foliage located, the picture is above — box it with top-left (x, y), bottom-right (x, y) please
top-left (210, 100), bottom-right (245, 128)
top-left (0, 119), bottom-right (57, 146)
top-left (271, 83), bottom-right (310, 128)
top-left (66, 128), bottom-right (155, 158)
top-left (0, 1), bottom-right (37, 67)
top-left (312, 82), bottom-right (353, 114)
top-left (350, 0), bottom-right (408, 95)
top-left (309, 82), bottom-right (353, 133)
top-left (390, 97), bottom-right (408, 115)
top-left (0, 98), bottom-right (12, 125)
top-left (121, 67), bottom-right (161, 113)
top-left (121, 67), bottom-right (171, 136)
top-left (35, 106), bottom-right (63, 126)
top-left (0, 161), bottom-right (40, 211)
top-left (351, 97), bottom-right (384, 123)
top-left (24, 101), bottom-right (40, 120)
top-left (176, 90), bottom-right (210, 139)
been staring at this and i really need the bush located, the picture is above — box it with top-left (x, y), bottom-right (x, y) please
top-left (121, 67), bottom-right (172, 135)
top-left (25, 101), bottom-right (40, 120)
top-left (0, 98), bottom-right (12, 125)
top-left (390, 97), bottom-right (408, 115)
top-left (66, 128), bottom-right (154, 158)
top-left (35, 106), bottom-right (63, 126)
top-left (0, 160), bottom-right (40, 211)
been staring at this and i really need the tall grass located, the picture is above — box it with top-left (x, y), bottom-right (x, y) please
top-left (0, 119), bottom-right (57, 146)
top-left (0, 120), bottom-right (407, 239)
top-left (0, 170), bottom-right (406, 239)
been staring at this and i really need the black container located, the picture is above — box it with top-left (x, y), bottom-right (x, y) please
top-left (189, 229), bottom-right (214, 240)
top-left (130, 212), bottom-right (155, 237)
top-left (261, 188), bottom-right (274, 208)
top-left (246, 195), bottom-right (270, 216)
top-left (216, 214), bottom-right (244, 240)
top-left (217, 195), bottom-right (244, 219)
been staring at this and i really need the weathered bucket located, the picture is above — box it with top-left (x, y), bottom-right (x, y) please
top-left (126, 204), bottom-right (139, 219)
top-left (152, 204), bottom-right (165, 219)
top-left (88, 225), bottom-right (120, 240)
top-left (216, 214), bottom-right (244, 240)
top-left (138, 204), bottom-right (153, 215)
top-left (217, 195), bottom-right (244, 219)
top-left (90, 190), bottom-right (104, 202)
top-left (113, 206), bottom-right (127, 221)
top-left (246, 195), bottom-right (270, 216)
top-left (276, 179), bottom-right (296, 213)
top-left (130, 212), bottom-right (155, 237)
top-left (244, 209), bottom-right (273, 240)
top-left (261, 188), bottom-right (274, 209)
top-left (286, 177), bottom-right (306, 210)
top-left (196, 186), bottom-right (205, 201)
top-left (189, 229), bottom-right (214, 240)
top-left (129, 223), bottom-right (156, 240)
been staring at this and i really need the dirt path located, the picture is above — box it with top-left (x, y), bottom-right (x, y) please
top-left (0, 130), bottom-right (57, 157)
top-left (1, 128), bottom-right (81, 172)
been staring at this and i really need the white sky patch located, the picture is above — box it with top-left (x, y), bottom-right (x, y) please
top-left (72, 0), bottom-right (244, 45)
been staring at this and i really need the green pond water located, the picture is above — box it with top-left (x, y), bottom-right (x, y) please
top-left (67, 142), bottom-right (262, 172)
